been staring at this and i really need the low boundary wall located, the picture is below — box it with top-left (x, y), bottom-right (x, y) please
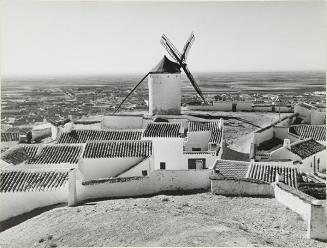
top-left (0, 188), bottom-right (67, 222)
top-left (274, 183), bottom-right (327, 240)
top-left (210, 175), bottom-right (274, 197)
top-left (74, 170), bottom-right (211, 203)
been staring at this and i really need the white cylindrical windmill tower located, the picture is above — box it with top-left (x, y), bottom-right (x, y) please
top-left (148, 55), bottom-right (181, 115)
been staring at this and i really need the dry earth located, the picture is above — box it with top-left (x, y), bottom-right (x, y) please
top-left (0, 193), bottom-right (325, 247)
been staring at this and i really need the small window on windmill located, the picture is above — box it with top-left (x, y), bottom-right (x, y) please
top-left (142, 170), bottom-right (148, 176)
top-left (160, 162), bottom-right (166, 170)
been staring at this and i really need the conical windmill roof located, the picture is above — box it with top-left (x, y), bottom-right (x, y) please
top-left (150, 55), bottom-right (181, 74)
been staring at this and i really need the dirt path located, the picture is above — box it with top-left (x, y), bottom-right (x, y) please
top-left (0, 193), bottom-right (325, 247)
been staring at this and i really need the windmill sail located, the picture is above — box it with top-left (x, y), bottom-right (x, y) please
top-left (160, 33), bottom-right (207, 104)
top-left (181, 64), bottom-right (206, 103)
top-left (181, 32), bottom-right (195, 62)
top-left (113, 73), bottom-right (149, 114)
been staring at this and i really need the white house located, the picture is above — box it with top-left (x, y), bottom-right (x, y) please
top-left (79, 140), bottom-right (153, 180)
top-left (294, 102), bottom-right (326, 125)
top-left (269, 138), bottom-right (325, 173)
top-left (185, 120), bottom-right (223, 152)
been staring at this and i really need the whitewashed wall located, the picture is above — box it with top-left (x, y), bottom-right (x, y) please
top-left (236, 102), bottom-right (253, 111)
top-left (75, 169), bottom-right (211, 202)
top-left (253, 106), bottom-right (273, 112)
top-left (185, 131), bottom-right (210, 151)
top-left (310, 110), bottom-right (325, 125)
top-left (274, 127), bottom-right (300, 143)
top-left (213, 101), bottom-right (233, 111)
top-left (148, 138), bottom-right (185, 170)
top-left (294, 105), bottom-right (311, 123)
top-left (274, 183), bottom-right (312, 220)
top-left (118, 157), bottom-right (152, 177)
top-left (101, 115), bottom-right (143, 129)
top-left (269, 146), bottom-right (300, 161)
top-left (300, 150), bottom-right (326, 173)
top-left (73, 123), bottom-right (102, 130)
top-left (0, 187), bottom-right (67, 222)
top-left (274, 183), bottom-right (327, 240)
top-left (148, 73), bottom-right (181, 115)
top-left (182, 153), bottom-right (217, 169)
top-left (253, 127), bottom-right (274, 145)
top-left (211, 178), bottom-right (274, 197)
top-left (79, 157), bottom-right (144, 180)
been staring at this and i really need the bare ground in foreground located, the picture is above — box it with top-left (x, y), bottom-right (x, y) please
top-left (0, 193), bottom-right (325, 247)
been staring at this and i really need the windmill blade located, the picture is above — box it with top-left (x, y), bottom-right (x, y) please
top-left (160, 39), bottom-right (180, 63)
top-left (181, 32), bottom-right (195, 62)
top-left (160, 34), bottom-right (182, 62)
top-left (181, 65), bottom-right (207, 103)
top-left (113, 73), bottom-right (149, 114)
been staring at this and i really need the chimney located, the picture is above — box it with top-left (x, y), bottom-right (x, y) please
top-left (63, 122), bottom-right (74, 133)
top-left (283, 139), bottom-right (291, 149)
top-left (275, 172), bottom-right (284, 183)
top-left (249, 143), bottom-right (256, 160)
top-left (218, 118), bottom-right (224, 131)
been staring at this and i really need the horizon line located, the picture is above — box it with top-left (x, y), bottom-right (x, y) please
top-left (2, 69), bottom-right (326, 79)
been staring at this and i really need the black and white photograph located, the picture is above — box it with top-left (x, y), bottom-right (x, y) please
top-left (0, 0), bottom-right (326, 247)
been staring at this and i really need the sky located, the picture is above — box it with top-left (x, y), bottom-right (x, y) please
top-left (1, 1), bottom-right (326, 77)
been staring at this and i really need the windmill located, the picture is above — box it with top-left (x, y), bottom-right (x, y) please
top-left (160, 32), bottom-right (207, 104)
top-left (113, 33), bottom-right (207, 115)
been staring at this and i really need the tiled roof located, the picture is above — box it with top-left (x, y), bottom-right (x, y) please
top-left (6, 127), bottom-right (32, 135)
top-left (1, 132), bottom-right (19, 142)
top-left (27, 145), bottom-right (83, 164)
top-left (289, 125), bottom-right (326, 141)
top-left (57, 129), bottom-right (142, 143)
top-left (1, 145), bottom-right (39, 165)
top-left (248, 163), bottom-right (299, 188)
top-left (257, 137), bottom-right (283, 151)
top-left (143, 123), bottom-right (181, 138)
top-left (289, 138), bottom-right (325, 159)
top-left (188, 121), bottom-right (219, 132)
top-left (214, 160), bottom-right (250, 178)
top-left (0, 170), bottom-right (68, 192)
top-left (188, 121), bottom-right (222, 144)
top-left (83, 141), bottom-right (152, 159)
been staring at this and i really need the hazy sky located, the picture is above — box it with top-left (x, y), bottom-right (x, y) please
top-left (1, 1), bottom-right (326, 77)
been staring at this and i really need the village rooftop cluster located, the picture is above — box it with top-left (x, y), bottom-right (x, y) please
top-left (0, 33), bottom-right (326, 242)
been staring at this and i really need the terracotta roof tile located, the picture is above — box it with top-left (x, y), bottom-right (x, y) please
top-left (188, 121), bottom-right (222, 144)
top-left (289, 125), bottom-right (326, 141)
top-left (57, 129), bottom-right (143, 143)
top-left (1, 145), bottom-right (39, 165)
top-left (214, 160), bottom-right (250, 178)
top-left (248, 163), bottom-right (299, 188)
top-left (0, 170), bottom-right (68, 192)
top-left (83, 141), bottom-right (152, 159)
top-left (1, 132), bottom-right (19, 142)
top-left (27, 145), bottom-right (83, 164)
top-left (289, 138), bottom-right (325, 159)
top-left (143, 123), bottom-right (181, 138)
